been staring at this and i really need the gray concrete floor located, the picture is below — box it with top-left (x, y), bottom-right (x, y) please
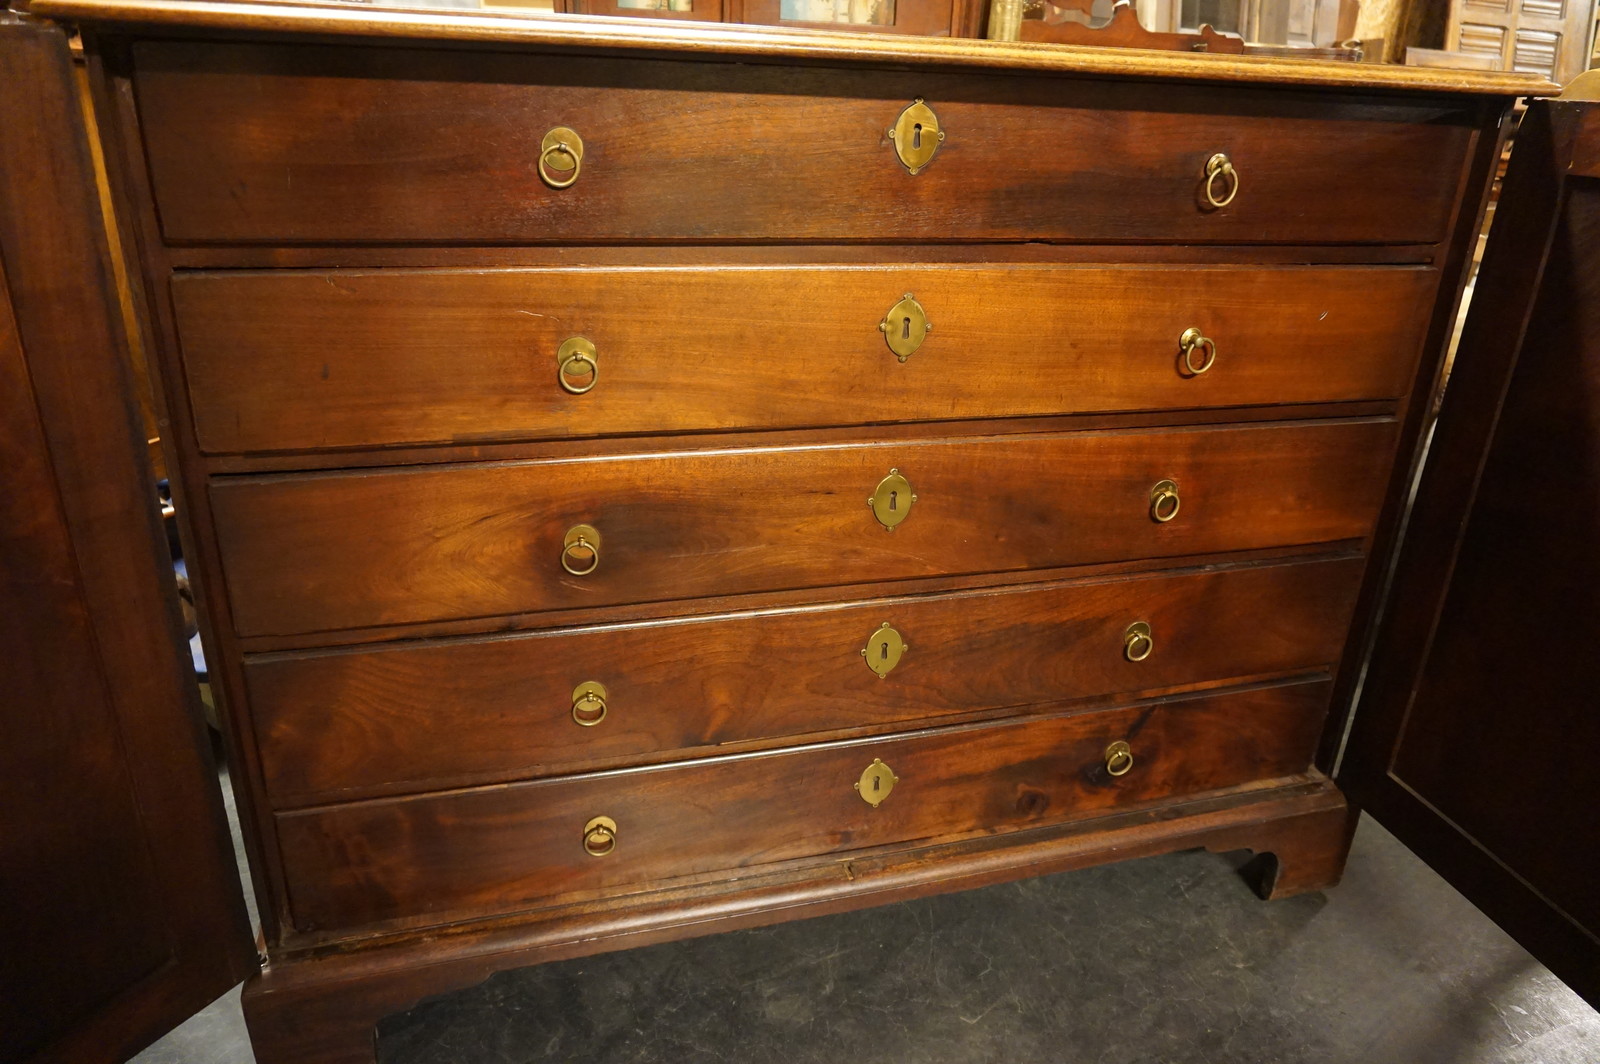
top-left (134, 806), bottom-right (1599, 1064)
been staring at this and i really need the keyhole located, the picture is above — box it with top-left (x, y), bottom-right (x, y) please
top-left (888, 490), bottom-right (898, 511)
top-left (902, 316), bottom-right (912, 341)
top-left (912, 123), bottom-right (923, 149)
top-left (880, 640), bottom-right (889, 661)
top-left (873, 775), bottom-right (882, 792)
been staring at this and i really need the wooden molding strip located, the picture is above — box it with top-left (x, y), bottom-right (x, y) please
top-left (28, 0), bottom-right (1557, 96)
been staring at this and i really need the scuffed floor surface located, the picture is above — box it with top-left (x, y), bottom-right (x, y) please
top-left (136, 815), bottom-right (1600, 1064)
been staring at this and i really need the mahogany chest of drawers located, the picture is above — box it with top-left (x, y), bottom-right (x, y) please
top-left (15, 3), bottom-right (1584, 1060)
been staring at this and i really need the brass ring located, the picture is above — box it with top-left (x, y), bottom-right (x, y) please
top-left (558, 350), bottom-right (598, 395)
top-left (1105, 741), bottom-right (1134, 777)
top-left (571, 681), bottom-right (608, 727)
top-left (539, 142), bottom-right (582, 190)
top-left (1123, 622), bottom-right (1153, 662)
top-left (1179, 327), bottom-right (1217, 376)
top-left (1203, 152), bottom-right (1239, 209)
top-left (561, 524), bottom-right (601, 577)
top-left (582, 815), bottom-right (617, 857)
top-left (1149, 480), bottom-right (1181, 523)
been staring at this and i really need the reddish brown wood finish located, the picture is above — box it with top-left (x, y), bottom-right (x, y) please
top-left (131, 42), bottom-right (1476, 246)
top-left (275, 680), bottom-right (1331, 935)
top-left (0, 16), bottom-right (255, 1063)
top-left (49, 12), bottom-right (1527, 1062)
top-left (173, 264), bottom-right (1436, 454)
top-left (1340, 98), bottom-right (1600, 1007)
top-left (249, 554), bottom-right (1362, 806)
top-left (211, 419), bottom-right (1396, 636)
top-left (242, 779), bottom-right (1352, 1063)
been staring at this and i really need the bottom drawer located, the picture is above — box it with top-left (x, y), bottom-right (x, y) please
top-left (276, 680), bottom-right (1331, 936)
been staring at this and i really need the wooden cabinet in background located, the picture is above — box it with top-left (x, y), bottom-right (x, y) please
top-left (1447, 0), bottom-right (1596, 83)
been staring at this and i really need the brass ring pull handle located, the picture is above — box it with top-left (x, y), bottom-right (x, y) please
top-left (538, 127), bottom-right (585, 190)
top-left (582, 815), bottom-right (617, 857)
top-left (1149, 480), bottom-right (1181, 523)
top-left (1105, 740), bottom-right (1135, 777)
top-left (1123, 621), bottom-right (1153, 662)
top-left (556, 337), bottom-right (598, 395)
top-left (561, 524), bottom-right (602, 576)
top-left (1203, 152), bottom-right (1239, 209)
top-left (571, 681), bottom-right (609, 727)
top-left (1179, 327), bottom-right (1218, 376)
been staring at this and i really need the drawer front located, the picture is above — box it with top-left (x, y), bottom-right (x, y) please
top-left (250, 555), bottom-right (1364, 806)
top-left (175, 265), bottom-right (1435, 454)
top-left (274, 680), bottom-right (1331, 934)
top-left (134, 43), bottom-right (1472, 245)
top-left (212, 420), bottom-right (1396, 637)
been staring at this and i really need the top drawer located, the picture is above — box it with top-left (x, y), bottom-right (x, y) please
top-left (132, 42), bottom-right (1475, 246)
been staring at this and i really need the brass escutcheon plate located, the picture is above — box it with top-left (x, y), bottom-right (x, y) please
top-left (861, 622), bottom-right (908, 679)
top-left (869, 468), bottom-right (917, 530)
top-left (879, 293), bottom-right (931, 362)
top-left (855, 758), bottom-right (899, 807)
top-left (887, 98), bottom-right (945, 175)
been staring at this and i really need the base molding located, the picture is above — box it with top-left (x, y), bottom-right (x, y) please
top-left (242, 776), bottom-right (1354, 1064)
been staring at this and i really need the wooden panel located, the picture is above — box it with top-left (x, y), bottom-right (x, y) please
top-left (132, 42), bottom-right (1474, 246)
top-left (211, 419), bottom-right (1397, 637)
top-left (249, 554), bottom-right (1363, 805)
top-left (275, 680), bottom-right (1331, 934)
top-left (0, 17), bottom-right (254, 1064)
top-left (174, 264), bottom-right (1436, 454)
top-left (1342, 100), bottom-right (1600, 1007)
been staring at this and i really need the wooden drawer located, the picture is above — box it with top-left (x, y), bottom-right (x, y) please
top-left (249, 555), bottom-right (1363, 806)
top-left (274, 680), bottom-right (1332, 934)
top-left (134, 42), bottom-right (1473, 246)
top-left (174, 265), bottom-right (1435, 454)
top-left (211, 420), bottom-right (1396, 637)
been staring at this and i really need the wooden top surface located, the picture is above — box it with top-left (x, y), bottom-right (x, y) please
top-left (28, 0), bottom-right (1557, 96)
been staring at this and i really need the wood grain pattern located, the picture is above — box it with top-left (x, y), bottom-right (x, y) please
top-left (1341, 99), bottom-right (1600, 1007)
top-left (244, 780), bottom-right (1352, 1062)
top-left (0, 16), bottom-right (256, 1062)
top-left (133, 42), bottom-right (1476, 245)
top-left (174, 264), bottom-right (1437, 454)
top-left (248, 554), bottom-right (1363, 806)
top-left (38, 0), bottom-right (1558, 95)
top-left (275, 680), bottom-right (1331, 934)
top-left (211, 419), bottom-right (1397, 637)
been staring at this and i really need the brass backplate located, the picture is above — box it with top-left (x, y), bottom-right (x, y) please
top-left (861, 622), bottom-right (907, 678)
top-left (855, 758), bottom-right (899, 807)
top-left (868, 468), bottom-right (917, 530)
top-left (879, 293), bottom-right (931, 362)
top-left (887, 98), bottom-right (945, 175)
top-left (541, 126), bottom-right (584, 171)
top-left (571, 680), bottom-right (609, 726)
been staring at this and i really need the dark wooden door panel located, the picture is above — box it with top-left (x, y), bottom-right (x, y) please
top-left (248, 554), bottom-right (1364, 806)
top-left (173, 264), bottom-right (1436, 454)
top-left (1339, 98), bottom-right (1600, 1007)
top-left (132, 42), bottom-right (1473, 245)
top-left (276, 680), bottom-right (1332, 936)
top-left (0, 17), bottom-right (254, 1064)
top-left (210, 419), bottom-right (1397, 637)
